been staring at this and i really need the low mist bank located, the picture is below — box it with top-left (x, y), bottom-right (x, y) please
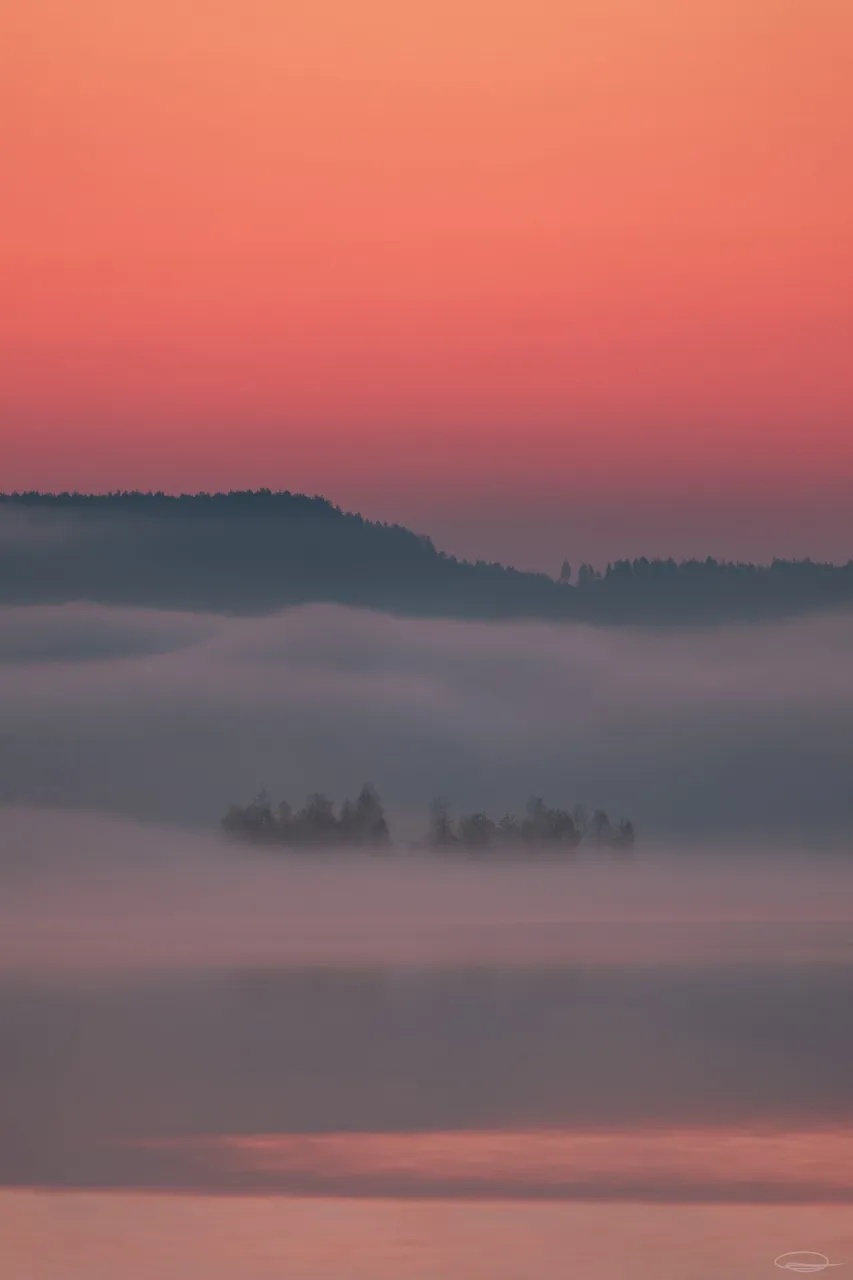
top-left (1, 602), bottom-right (852, 842)
top-left (1, 808), bottom-right (853, 976)
top-left (3, 955), bottom-right (853, 1189)
top-left (141, 1129), bottom-right (853, 1203)
top-left (4, 1198), bottom-right (853, 1280)
top-left (2, 808), bottom-right (852, 1191)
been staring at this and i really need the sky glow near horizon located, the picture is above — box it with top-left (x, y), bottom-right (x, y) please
top-left (3, 1), bottom-right (852, 568)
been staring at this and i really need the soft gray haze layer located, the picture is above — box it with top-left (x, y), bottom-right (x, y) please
top-left (0, 602), bottom-right (851, 840)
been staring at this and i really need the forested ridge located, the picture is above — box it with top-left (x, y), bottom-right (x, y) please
top-left (3, 489), bottom-right (852, 624)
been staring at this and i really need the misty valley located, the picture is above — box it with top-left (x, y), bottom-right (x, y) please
top-left (0, 499), bottom-right (851, 1280)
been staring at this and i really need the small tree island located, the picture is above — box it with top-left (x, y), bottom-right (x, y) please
top-left (221, 786), bottom-right (636, 852)
top-left (427, 796), bottom-right (635, 851)
top-left (222, 784), bottom-right (391, 847)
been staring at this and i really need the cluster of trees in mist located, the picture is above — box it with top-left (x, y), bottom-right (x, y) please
top-left (429, 796), bottom-right (634, 850)
top-left (3, 489), bottom-right (852, 624)
top-left (222, 784), bottom-right (391, 847)
top-left (221, 786), bottom-right (635, 852)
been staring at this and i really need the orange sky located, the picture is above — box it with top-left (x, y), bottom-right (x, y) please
top-left (2, 0), bottom-right (852, 566)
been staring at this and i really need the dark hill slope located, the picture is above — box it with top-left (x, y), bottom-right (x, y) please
top-left (1, 490), bottom-right (852, 624)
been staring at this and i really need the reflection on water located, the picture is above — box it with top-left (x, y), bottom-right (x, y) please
top-left (4, 1194), bottom-right (853, 1280)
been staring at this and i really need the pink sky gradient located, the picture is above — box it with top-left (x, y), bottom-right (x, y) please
top-left (2, 0), bottom-right (852, 567)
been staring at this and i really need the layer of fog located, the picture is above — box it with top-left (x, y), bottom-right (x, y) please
top-left (2, 806), bottom-right (853, 1189)
top-left (0, 602), bottom-right (852, 842)
top-left (6, 959), bottom-right (853, 1189)
top-left (3, 601), bottom-right (852, 1192)
top-left (1, 807), bottom-right (852, 977)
